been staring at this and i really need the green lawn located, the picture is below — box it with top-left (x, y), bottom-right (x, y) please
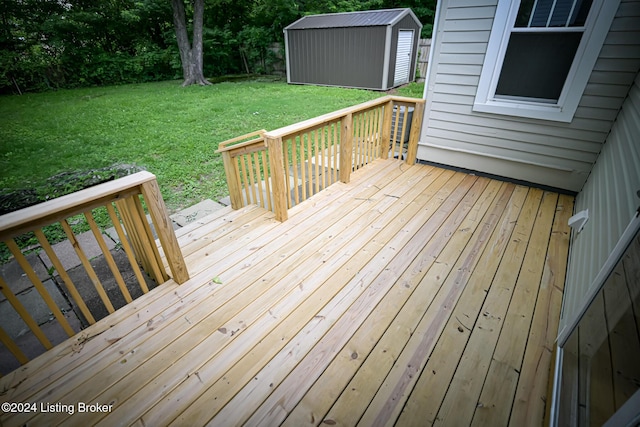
top-left (1, 78), bottom-right (422, 213)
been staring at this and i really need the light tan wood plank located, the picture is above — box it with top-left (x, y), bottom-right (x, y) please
top-left (396, 184), bottom-right (529, 427)
top-left (280, 168), bottom-right (463, 427)
top-left (470, 191), bottom-right (559, 427)
top-left (353, 179), bottom-right (504, 427)
top-left (509, 193), bottom-right (573, 427)
top-left (137, 164), bottom-right (446, 426)
top-left (429, 188), bottom-right (544, 426)
top-left (0, 161), bottom-right (571, 427)
top-left (21, 163), bottom-right (428, 426)
top-left (208, 177), bottom-right (477, 424)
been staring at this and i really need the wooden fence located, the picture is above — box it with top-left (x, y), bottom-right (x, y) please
top-left (417, 38), bottom-right (431, 83)
top-left (217, 96), bottom-right (425, 222)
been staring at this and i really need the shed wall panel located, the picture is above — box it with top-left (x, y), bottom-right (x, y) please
top-left (419, 0), bottom-right (640, 192)
top-left (559, 71), bottom-right (640, 337)
top-left (287, 27), bottom-right (386, 89)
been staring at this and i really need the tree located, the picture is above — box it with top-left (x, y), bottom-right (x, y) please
top-left (170, 0), bottom-right (210, 86)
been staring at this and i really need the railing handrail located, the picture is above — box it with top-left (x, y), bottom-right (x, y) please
top-left (214, 96), bottom-right (425, 156)
top-left (216, 95), bottom-right (426, 223)
top-left (216, 129), bottom-right (267, 153)
top-left (0, 171), bottom-right (156, 241)
top-left (263, 95), bottom-right (424, 140)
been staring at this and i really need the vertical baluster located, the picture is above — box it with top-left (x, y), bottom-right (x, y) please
top-left (282, 139), bottom-right (291, 209)
top-left (252, 151), bottom-right (265, 209)
top-left (0, 275), bottom-right (52, 349)
top-left (314, 129), bottom-right (320, 195)
top-left (221, 149), bottom-right (243, 209)
top-left (265, 135), bottom-right (287, 222)
top-left (366, 109), bottom-right (375, 163)
top-left (139, 179), bottom-right (187, 284)
top-left (320, 125), bottom-right (327, 190)
top-left (306, 131), bottom-right (313, 199)
top-left (0, 325), bottom-right (28, 365)
top-left (130, 193), bottom-right (170, 283)
top-left (84, 210), bottom-right (133, 304)
top-left (115, 198), bottom-right (149, 274)
top-left (381, 100), bottom-right (393, 160)
top-left (105, 203), bottom-right (149, 294)
top-left (400, 105), bottom-right (409, 159)
top-left (239, 154), bottom-right (251, 205)
top-left (261, 150), bottom-right (273, 212)
top-left (300, 133), bottom-right (307, 202)
top-left (375, 105), bottom-right (384, 159)
top-left (4, 240), bottom-right (75, 337)
top-left (34, 229), bottom-right (97, 324)
top-left (246, 153), bottom-right (258, 205)
top-left (340, 113), bottom-right (353, 183)
top-left (331, 122), bottom-right (342, 182)
top-left (292, 136), bottom-right (300, 206)
top-left (406, 101), bottom-right (424, 165)
top-left (355, 112), bottom-right (362, 169)
top-left (391, 104), bottom-right (401, 159)
top-left (60, 219), bottom-right (115, 313)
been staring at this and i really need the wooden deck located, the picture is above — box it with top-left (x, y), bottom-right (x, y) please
top-left (0, 159), bottom-right (573, 427)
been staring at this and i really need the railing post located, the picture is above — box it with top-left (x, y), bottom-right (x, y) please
top-left (221, 151), bottom-right (244, 209)
top-left (266, 135), bottom-right (288, 222)
top-left (380, 99), bottom-right (394, 160)
top-left (340, 112), bottom-right (353, 183)
top-left (140, 179), bottom-right (189, 284)
top-left (406, 100), bottom-right (424, 165)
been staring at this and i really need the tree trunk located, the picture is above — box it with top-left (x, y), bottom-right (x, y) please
top-left (170, 0), bottom-right (210, 86)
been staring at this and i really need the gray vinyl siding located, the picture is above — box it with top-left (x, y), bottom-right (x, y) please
top-left (287, 27), bottom-right (387, 89)
top-left (419, 0), bottom-right (640, 192)
top-left (559, 70), bottom-right (640, 337)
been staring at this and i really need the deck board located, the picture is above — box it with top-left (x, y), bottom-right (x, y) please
top-left (0, 160), bottom-right (572, 427)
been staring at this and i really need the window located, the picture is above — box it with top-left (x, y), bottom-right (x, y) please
top-left (473, 0), bottom-right (620, 122)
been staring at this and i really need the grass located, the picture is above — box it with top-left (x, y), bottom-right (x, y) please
top-left (0, 77), bottom-right (423, 261)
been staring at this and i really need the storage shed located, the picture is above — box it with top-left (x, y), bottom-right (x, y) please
top-left (284, 9), bottom-right (422, 90)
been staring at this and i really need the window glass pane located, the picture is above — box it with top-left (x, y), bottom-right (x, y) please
top-left (570, 0), bottom-right (593, 26)
top-left (515, 0), bottom-right (536, 27)
top-left (557, 230), bottom-right (640, 425)
top-left (495, 32), bottom-right (582, 101)
top-left (530, 0), bottom-right (554, 27)
top-left (516, 0), bottom-right (592, 28)
top-left (549, 0), bottom-right (574, 26)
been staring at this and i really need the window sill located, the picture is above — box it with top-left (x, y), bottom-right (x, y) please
top-left (472, 99), bottom-right (575, 123)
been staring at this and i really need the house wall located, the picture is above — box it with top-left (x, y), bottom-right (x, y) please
top-left (419, 0), bottom-right (640, 193)
top-left (559, 70), bottom-right (640, 338)
top-left (286, 26), bottom-right (387, 90)
top-left (386, 14), bottom-right (423, 89)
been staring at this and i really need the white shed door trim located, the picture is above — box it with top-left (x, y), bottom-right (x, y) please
top-left (394, 30), bottom-right (413, 87)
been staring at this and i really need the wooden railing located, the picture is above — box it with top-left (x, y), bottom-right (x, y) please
top-left (0, 171), bottom-right (187, 370)
top-left (217, 95), bottom-right (425, 221)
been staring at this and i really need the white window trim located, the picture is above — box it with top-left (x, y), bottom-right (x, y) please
top-left (473, 0), bottom-right (621, 123)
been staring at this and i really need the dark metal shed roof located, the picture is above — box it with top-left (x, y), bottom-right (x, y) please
top-left (285, 8), bottom-right (417, 30)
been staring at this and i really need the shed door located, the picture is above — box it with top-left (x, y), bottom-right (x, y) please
top-left (394, 30), bottom-right (413, 86)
